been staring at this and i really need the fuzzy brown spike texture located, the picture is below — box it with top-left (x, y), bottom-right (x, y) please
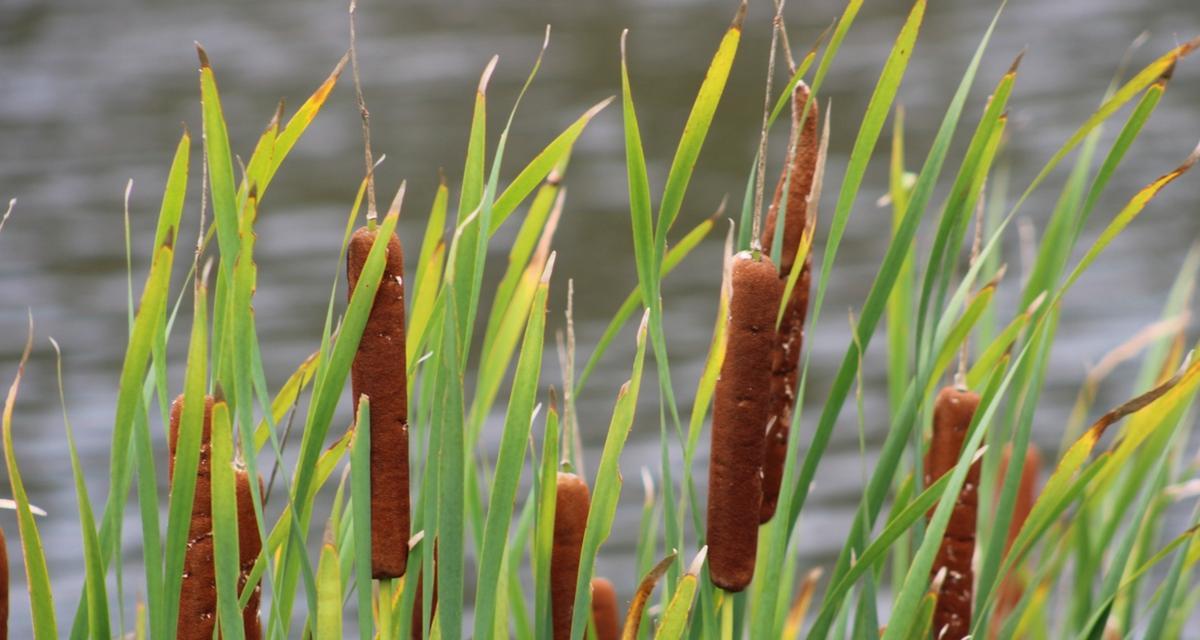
top-left (707, 252), bottom-right (783, 591)
top-left (347, 225), bottom-right (411, 579)
top-left (235, 470), bottom-right (263, 640)
top-left (993, 443), bottom-right (1043, 633)
top-left (759, 81), bottom-right (819, 523)
top-left (590, 577), bottom-right (620, 640)
top-left (552, 472), bottom-right (591, 640)
top-left (924, 386), bottom-right (981, 640)
top-left (168, 394), bottom-right (217, 640)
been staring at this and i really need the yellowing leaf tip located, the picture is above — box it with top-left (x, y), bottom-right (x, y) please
top-left (540, 251), bottom-right (557, 284)
top-left (479, 55), bottom-right (499, 95)
top-left (732, 0), bottom-right (747, 31)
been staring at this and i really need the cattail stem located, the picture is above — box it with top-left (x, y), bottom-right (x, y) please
top-left (348, 226), bottom-right (411, 579)
top-left (707, 252), bottom-right (783, 591)
top-left (925, 386), bottom-right (982, 640)
top-left (552, 472), bottom-right (590, 640)
top-left (759, 82), bottom-right (819, 523)
top-left (590, 577), bottom-right (620, 640)
top-left (169, 394), bottom-right (217, 640)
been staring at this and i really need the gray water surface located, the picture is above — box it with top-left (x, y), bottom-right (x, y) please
top-left (2, 0), bottom-right (1200, 636)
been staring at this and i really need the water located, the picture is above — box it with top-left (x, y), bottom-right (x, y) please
top-left (1, 0), bottom-right (1199, 636)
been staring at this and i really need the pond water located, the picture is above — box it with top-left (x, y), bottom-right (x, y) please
top-left (1, 0), bottom-right (1199, 636)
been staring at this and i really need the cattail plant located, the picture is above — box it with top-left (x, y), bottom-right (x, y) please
top-left (924, 386), bottom-right (982, 640)
top-left (759, 81), bottom-right (820, 523)
top-left (347, 225), bottom-right (411, 579)
top-left (235, 469), bottom-right (263, 640)
top-left (707, 251), bottom-right (783, 591)
top-left (552, 472), bottom-right (590, 640)
top-left (168, 394), bottom-right (217, 640)
top-left (993, 443), bottom-right (1042, 629)
top-left (590, 577), bottom-right (620, 640)
top-left (169, 395), bottom-right (262, 640)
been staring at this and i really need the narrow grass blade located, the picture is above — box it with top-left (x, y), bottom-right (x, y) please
top-left (210, 400), bottom-right (245, 640)
top-left (653, 2), bottom-right (744, 251)
top-left (3, 323), bottom-right (57, 639)
top-left (473, 257), bottom-right (551, 636)
top-left (351, 398), bottom-right (373, 640)
top-left (162, 274), bottom-right (209, 639)
top-left (51, 341), bottom-right (111, 640)
top-left (622, 553), bottom-right (676, 640)
top-left (569, 314), bottom-right (649, 640)
top-left (317, 543), bottom-right (342, 639)
top-left (534, 402), bottom-right (560, 639)
top-left (655, 549), bottom-right (705, 640)
top-left (488, 100), bottom-right (608, 235)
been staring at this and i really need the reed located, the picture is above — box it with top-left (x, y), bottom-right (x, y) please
top-left (924, 386), bottom-right (981, 640)
top-left (707, 251), bottom-right (783, 591)
top-left (3, 3), bottom-right (1199, 639)
top-left (552, 472), bottom-right (590, 640)
top-left (759, 81), bottom-right (820, 523)
top-left (347, 225), bottom-right (411, 580)
top-left (589, 578), bottom-right (619, 640)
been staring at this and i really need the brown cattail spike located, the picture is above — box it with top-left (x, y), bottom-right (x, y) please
top-left (347, 226), bottom-right (411, 579)
top-left (761, 81), bottom-right (820, 276)
top-left (759, 81), bottom-right (819, 524)
top-left (236, 470), bottom-right (264, 640)
top-left (992, 444), bottom-right (1042, 631)
top-left (168, 394), bottom-right (218, 640)
top-left (0, 525), bottom-right (8, 640)
top-left (410, 542), bottom-right (438, 640)
top-left (552, 472), bottom-right (591, 640)
top-left (925, 386), bottom-right (982, 640)
top-left (707, 252), bottom-right (783, 591)
top-left (590, 577), bottom-right (620, 640)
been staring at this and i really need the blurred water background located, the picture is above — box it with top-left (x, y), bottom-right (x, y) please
top-left (1, 0), bottom-right (1199, 636)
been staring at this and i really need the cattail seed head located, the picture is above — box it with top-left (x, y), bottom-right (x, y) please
top-left (761, 81), bottom-right (820, 277)
top-left (707, 252), bottom-right (783, 591)
top-left (590, 577), bottom-right (620, 640)
top-left (993, 443), bottom-right (1043, 630)
top-left (236, 470), bottom-right (263, 640)
top-left (926, 386), bottom-right (981, 640)
top-left (759, 82), bottom-right (819, 524)
top-left (347, 226), bottom-right (411, 579)
top-left (552, 472), bottom-right (591, 640)
top-left (169, 394), bottom-right (218, 640)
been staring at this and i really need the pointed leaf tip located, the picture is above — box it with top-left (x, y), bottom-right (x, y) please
top-left (195, 42), bottom-right (210, 68)
top-left (1008, 47), bottom-right (1027, 74)
top-left (732, 0), bottom-right (747, 30)
top-left (541, 251), bottom-right (557, 284)
top-left (479, 55), bottom-right (499, 94)
top-left (333, 50), bottom-right (351, 78)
